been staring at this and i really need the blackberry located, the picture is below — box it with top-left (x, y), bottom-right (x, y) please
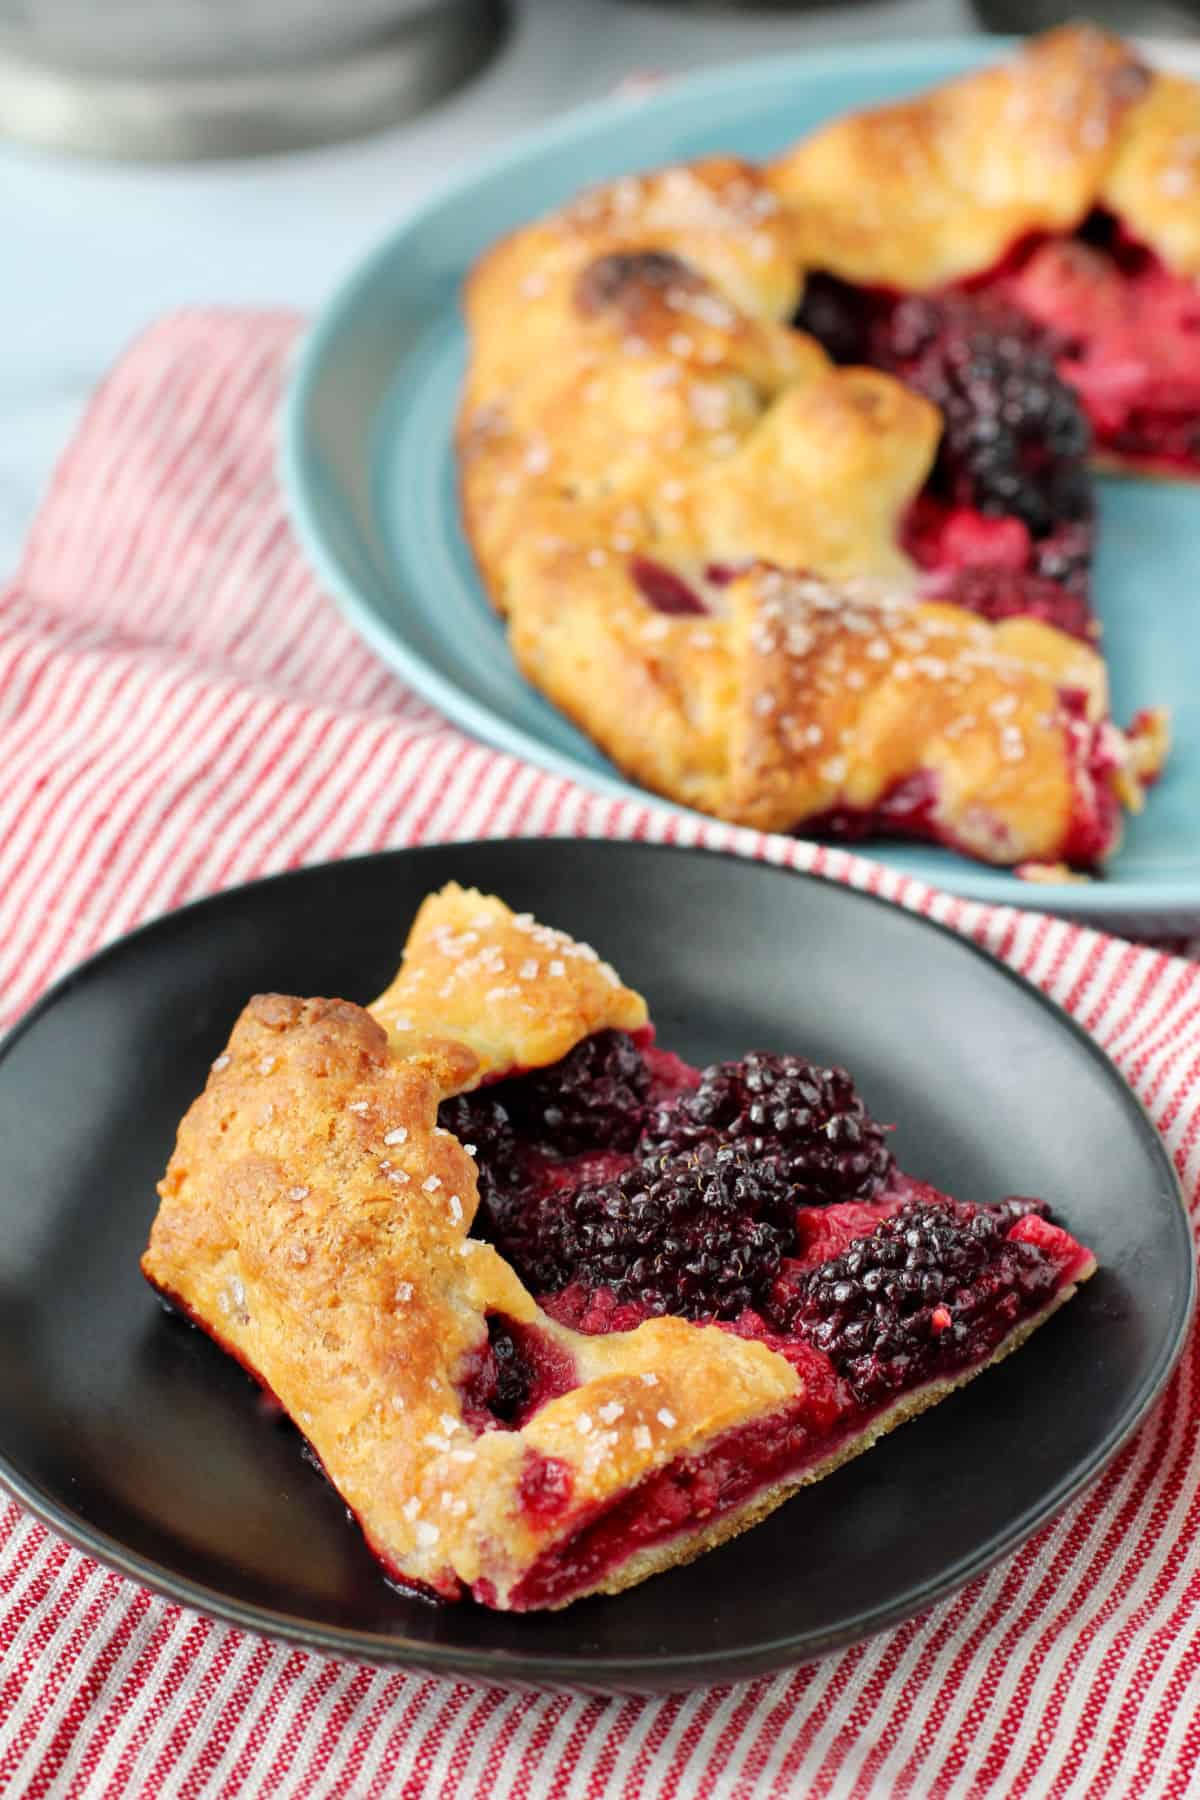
top-left (437, 1089), bottom-right (522, 1218)
top-left (793, 271), bottom-right (874, 365)
top-left (458, 1315), bottom-right (578, 1430)
top-left (642, 1052), bottom-right (894, 1205)
top-left (441, 1031), bottom-right (649, 1165)
top-left (873, 294), bottom-right (1092, 540)
top-left (505, 1030), bottom-right (650, 1155)
top-left (534, 1145), bottom-right (794, 1320)
top-left (438, 1030), bottom-right (650, 1232)
top-left (772, 1197), bottom-right (1056, 1405)
top-left (799, 277), bottom-right (1098, 568)
top-left (485, 1315), bottom-right (535, 1424)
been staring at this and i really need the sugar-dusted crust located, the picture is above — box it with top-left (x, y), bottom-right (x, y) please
top-left (564, 1267), bottom-right (1094, 1607)
top-left (369, 882), bottom-right (647, 1081)
top-left (455, 27), bottom-right (1177, 861)
top-left (772, 26), bottom-right (1200, 289)
top-left (507, 550), bottom-right (1156, 858)
top-left (721, 568), bottom-right (1114, 852)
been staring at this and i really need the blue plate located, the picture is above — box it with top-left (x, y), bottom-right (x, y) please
top-left (282, 37), bottom-right (1200, 927)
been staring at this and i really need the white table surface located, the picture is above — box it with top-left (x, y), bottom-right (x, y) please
top-left (2, 0), bottom-right (982, 573)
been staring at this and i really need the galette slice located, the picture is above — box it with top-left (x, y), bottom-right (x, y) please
top-left (144, 885), bottom-right (1095, 1611)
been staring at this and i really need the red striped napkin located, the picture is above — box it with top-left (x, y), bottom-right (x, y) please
top-left (3, 310), bottom-right (1199, 1799)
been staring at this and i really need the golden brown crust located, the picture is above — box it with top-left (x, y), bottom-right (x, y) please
top-left (463, 159), bottom-right (805, 400)
top-left (772, 27), bottom-right (1157, 289)
top-left (772, 27), bottom-right (1200, 285)
top-left (1103, 71), bottom-right (1200, 274)
top-left (505, 550), bottom-right (1143, 859)
top-left (723, 568), bottom-right (1109, 849)
top-left (369, 882), bottom-right (647, 1079)
top-left (455, 27), bottom-right (1179, 861)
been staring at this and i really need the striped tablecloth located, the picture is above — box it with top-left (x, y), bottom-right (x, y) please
top-left (2, 312), bottom-right (1199, 1799)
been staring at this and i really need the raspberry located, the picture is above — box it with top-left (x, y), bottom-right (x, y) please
top-left (925, 565), bottom-right (1097, 643)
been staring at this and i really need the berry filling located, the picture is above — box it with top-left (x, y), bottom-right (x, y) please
top-left (458, 1314), bottom-right (579, 1430)
top-left (917, 556), bottom-right (1096, 644)
top-left (496, 1183), bottom-right (1090, 1611)
top-left (506, 1384), bottom-right (840, 1611)
top-left (795, 210), bottom-right (1200, 624)
top-left (794, 273), bottom-right (1098, 623)
top-left (440, 1029), bottom-right (1092, 1605)
top-left (645, 1052), bottom-right (895, 1204)
top-left (766, 1191), bottom-right (1061, 1401)
top-left (540, 1146), bottom-right (795, 1323)
top-left (802, 771), bottom-right (946, 852)
top-left (993, 214), bottom-right (1200, 474)
top-left (630, 555), bottom-right (708, 616)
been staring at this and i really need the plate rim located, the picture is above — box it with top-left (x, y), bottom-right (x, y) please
top-left (281, 33), bottom-right (1200, 924)
top-left (0, 837), bottom-right (1193, 1688)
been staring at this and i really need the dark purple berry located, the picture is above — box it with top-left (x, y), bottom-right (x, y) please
top-left (506, 1030), bottom-right (650, 1155)
top-left (874, 294), bottom-right (1092, 539)
top-left (793, 271), bottom-right (872, 365)
top-left (442, 1030), bottom-right (649, 1163)
top-left (526, 1145), bottom-right (794, 1321)
top-left (437, 1089), bottom-right (523, 1229)
top-left (486, 1315), bottom-right (535, 1423)
top-left (772, 1196), bottom-right (1056, 1404)
top-left (641, 1052), bottom-right (894, 1205)
top-left (796, 275), bottom-right (1095, 577)
top-left (458, 1315), bottom-right (578, 1429)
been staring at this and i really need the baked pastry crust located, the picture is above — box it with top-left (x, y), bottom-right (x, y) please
top-left (144, 884), bottom-right (1096, 1611)
top-left (771, 26), bottom-right (1200, 291)
top-left (370, 882), bottom-right (647, 1078)
top-left (456, 29), bottom-right (1175, 862)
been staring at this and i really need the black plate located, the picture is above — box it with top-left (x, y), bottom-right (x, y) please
top-left (0, 841), bottom-right (1191, 1692)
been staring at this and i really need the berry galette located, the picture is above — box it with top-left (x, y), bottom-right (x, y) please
top-left (458, 26), bottom-right (1175, 869)
top-left (143, 885), bottom-right (1095, 1611)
